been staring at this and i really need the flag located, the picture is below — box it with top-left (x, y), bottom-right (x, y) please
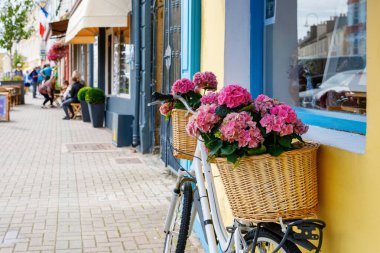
top-left (38, 4), bottom-right (49, 38)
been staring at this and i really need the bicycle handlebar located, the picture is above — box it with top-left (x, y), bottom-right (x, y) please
top-left (152, 92), bottom-right (173, 101)
top-left (151, 92), bottom-right (196, 115)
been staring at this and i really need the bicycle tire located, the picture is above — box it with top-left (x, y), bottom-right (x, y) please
top-left (245, 228), bottom-right (302, 253)
top-left (163, 182), bottom-right (193, 253)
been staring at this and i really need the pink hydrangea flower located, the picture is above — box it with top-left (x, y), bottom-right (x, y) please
top-left (294, 119), bottom-right (309, 135)
top-left (254, 94), bottom-right (279, 115)
top-left (171, 78), bottom-right (195, 94)
top-left (186, 115), bottom-right (199, 137)
top-left (193, 71), bottom-right (218, 90)
top-left (186, 104), bottom-right (221, 135)
top-left (217, 84), bottom-right (252, 109)
top-left (260, 114), bottom-right (285, 134)
top-left (200, 91), bottom-right (219, 105)
top-left (220, 112), bottom-right (264, 148)
top-left (159, 102), bottom-right (173, 117)
top-left (260, 104), bottom-right (307, 136)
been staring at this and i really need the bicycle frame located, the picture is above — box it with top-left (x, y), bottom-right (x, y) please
top-left (164, 138), bottom-right (242, 253)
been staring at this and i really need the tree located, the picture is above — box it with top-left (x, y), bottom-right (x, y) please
top-left (12, 51), bottom-right (26, 69)
top-left (0, 0), bottom-right (34, 69)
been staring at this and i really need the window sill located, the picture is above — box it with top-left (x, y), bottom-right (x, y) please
top-left (294, 107), bottom-right (366, 135)
top-left (107, 94), bottom-right (131, 99)
top-left (303, 125), bottom-right (365, 154)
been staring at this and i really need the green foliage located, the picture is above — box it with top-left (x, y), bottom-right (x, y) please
top-left (12, 51), bottom-right (26, 69)
top-left (12, 75), bottom-right (23, 81)
top-left (0, 0), bottom-right (34, 65)
top-left (1, 75), bottom-right (23, 81)
top-left (85, 88), bottom-right (105, 104)
top-left (215, 105), bottom-right (231, 117)
top-left (77, 87), bottom-right (91, 101)
top-left (0, 75), bottom-right (11, 81)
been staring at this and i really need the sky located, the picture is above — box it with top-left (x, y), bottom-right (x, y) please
top-left (298, 0), bottom-right (349, 39)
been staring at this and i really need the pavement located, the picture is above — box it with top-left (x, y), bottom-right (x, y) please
top-left (0, 94), bottom-right (204, 253)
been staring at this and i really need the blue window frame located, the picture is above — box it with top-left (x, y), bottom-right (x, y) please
top-left (250, 0), bottom-right (367, 135)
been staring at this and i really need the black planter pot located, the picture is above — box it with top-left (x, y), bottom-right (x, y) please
top-left (88, 103), bottom-right (105, 128)
top-left (80, 100), bottom-right (91, 122)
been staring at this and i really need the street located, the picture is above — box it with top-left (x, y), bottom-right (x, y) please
top-left (0, 95), bottom-right (203, 253)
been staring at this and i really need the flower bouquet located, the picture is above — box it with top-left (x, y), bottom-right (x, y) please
top-left (159, 72), bottom-right (218, 160)
top-left (186, 84), bottom-right (319, 222)
top-left (47, 42), bottom-right (69, 62)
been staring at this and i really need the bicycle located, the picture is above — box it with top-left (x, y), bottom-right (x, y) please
top-left (150, 92), bottom-right (326, 253)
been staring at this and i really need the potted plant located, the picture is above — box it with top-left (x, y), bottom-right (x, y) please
top-left (159, 71), bottom-right (217, 160)
top-left (186, 84), bottom-right (318, 222)
top-left (77, 87), bottom-right (91, 122)
top-left (85, 88), bottom-right (105, 128)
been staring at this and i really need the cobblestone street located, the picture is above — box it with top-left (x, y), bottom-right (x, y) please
top-left (0, 95), bottom-right (203, 253)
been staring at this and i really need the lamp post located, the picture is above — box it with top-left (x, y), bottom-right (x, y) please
top-left (304, 13), bottom-right (319, 27)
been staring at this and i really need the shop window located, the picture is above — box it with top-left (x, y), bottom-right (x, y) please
top-left (262, 0), bottom-right (366, 134)
top-left (112, 18), bottom-right (132, 97)
top-left (297, 0), bottom-right (367, 114)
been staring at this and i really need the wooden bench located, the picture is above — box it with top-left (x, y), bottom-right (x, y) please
top-left (71, 103), bottom-right (82, 120)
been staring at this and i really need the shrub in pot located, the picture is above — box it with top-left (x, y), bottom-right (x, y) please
top-left (85, 88), bottom-right (105, 128)
top-left (77, 87), bottom-right (91, 122)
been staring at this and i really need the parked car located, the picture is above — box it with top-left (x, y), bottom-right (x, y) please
top-left (299, 69), bottom-right (366, 109)
top-left (297, 56), bottom-right (366, 92)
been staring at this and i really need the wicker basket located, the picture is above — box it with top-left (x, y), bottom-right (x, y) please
top-left (215, 142), bottom-right (319, 222)
top-left (171, 109), bottom-right (197, 160)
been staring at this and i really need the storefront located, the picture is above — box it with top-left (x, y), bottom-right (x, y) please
top-left (192, 0), bottom-right (378, 252)
top-left (65, 1), bottom-right (133, 121)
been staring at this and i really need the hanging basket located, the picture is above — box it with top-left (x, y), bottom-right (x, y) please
top-left (171, 109), bottom-right (197, 160)
top-left (215, 142), bottom-right (319, 222)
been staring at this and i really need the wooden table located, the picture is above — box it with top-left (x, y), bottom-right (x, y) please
top-left (341, 91), bottom-right (366, 114)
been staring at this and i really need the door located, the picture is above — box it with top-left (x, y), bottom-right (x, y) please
top-left (160, 0), bottom-right (182, 170)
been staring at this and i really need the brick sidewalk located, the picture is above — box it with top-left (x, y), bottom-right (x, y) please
top-left (0, 95), bottom-right (204, 253)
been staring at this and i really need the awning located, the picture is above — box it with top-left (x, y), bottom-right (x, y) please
top-left (49, 19), bottom-right (69, 36)
top-left (65, 0), bottom-right (132, 44)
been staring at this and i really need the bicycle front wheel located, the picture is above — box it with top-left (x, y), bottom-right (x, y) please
top-left (163, 181), bottom-right (194, 253)
top-left (246, 228), bottom-right (301, 253)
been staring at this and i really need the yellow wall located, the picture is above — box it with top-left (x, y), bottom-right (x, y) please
top-left (200, 0), bottom-right (380, 252)
top-left (200, 0), bottom-right (225, 85)
top-left (200, 0), bottom-right (234, 226)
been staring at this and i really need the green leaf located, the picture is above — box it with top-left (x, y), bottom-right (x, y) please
top-left (220, 143), bottom-right (237, 156)
top-left (208, 139), bottom-right (223, 157)
top-left (238, 103), bottom-right (254, 112)
top-left (227, 153), bottom-right (238, 164)
top-left (165, 111), bottom-right (171, 121)
top-left (215, 106), bottom-right (230, 117)
top-left (268, 145), bottom-right (284, 157)
top-left (246, 145), bottom-right (267, 155)
top-left (214, 130), bottom-right (222, 138)
top-left (279, 135), bottom-right (292, 148)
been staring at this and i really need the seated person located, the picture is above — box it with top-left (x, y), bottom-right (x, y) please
top-left (62, 71), bottom-right (83, 120)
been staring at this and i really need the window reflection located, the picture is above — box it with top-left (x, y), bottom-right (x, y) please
top-left (297, 0), bottom-right (366, 114)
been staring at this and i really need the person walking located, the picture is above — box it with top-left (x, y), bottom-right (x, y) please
top-left (23, 70), bottom-right (32, 93)
top-left (36, 66), bottom-right (44, 84)
top-left (62, 71), bottom-right (83, 120)
top-left (41, 64), bottom-right (53, 81)
top-left (38, 76), bottom-right (56, 108)
top-left (30, 67), bottom-right (39, 98)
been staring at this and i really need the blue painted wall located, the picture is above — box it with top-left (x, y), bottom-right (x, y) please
top-left (250, 0), bottom-right (264, 97)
